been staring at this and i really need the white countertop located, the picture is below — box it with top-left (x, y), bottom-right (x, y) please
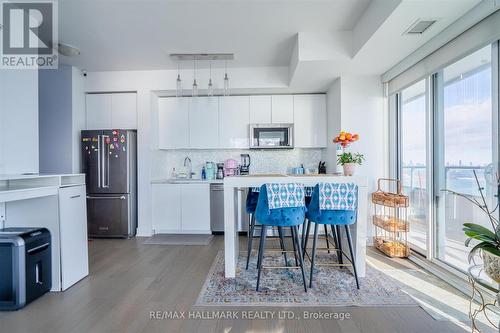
top-left (151, 178), bottom-right (224, 184)
top-left (0, 173), bottom-right (84, 181)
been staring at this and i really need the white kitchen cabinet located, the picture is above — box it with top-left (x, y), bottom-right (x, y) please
top-left (111, 93), bottom-right (137, 129)
top-left (86, 94), bottom-right (112, 129)
top-left (293, 94), bottom-right (327, 148)
top-left (158, 97), bottom-right (190, 149)
top-left (271, 95), bottom-right (294, 123)
top-left (58, 184), bottom-right (89, 291)
top-left (219, 96), bottom-right (250, 148)
top-left (152, 183), bottom-right (210, 234)
top-left (249, 95), bottom-right (272, 123)
top-left (180, 183), bottom-right (210, 232)
top-left (189, 97), bottom-right (219, 148)
top-left (86, 93), bottom-right (138, 130)
top-left (152, 184), bottom-right (182, 232)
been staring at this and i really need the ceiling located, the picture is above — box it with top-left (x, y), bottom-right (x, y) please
top-left (58, 0), bottom-right (486, 92)
top-left (59, 0), bottom-right (371, 71)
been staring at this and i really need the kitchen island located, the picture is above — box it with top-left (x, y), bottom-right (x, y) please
top-left (223, 174), bottom-right (368, 278)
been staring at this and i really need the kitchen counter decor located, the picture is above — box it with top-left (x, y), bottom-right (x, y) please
top-left (372, 178), bottom-right (410, 258)
top-left (334, 131), bottom-right (364, 176)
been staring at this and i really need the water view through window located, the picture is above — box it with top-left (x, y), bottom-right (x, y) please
top-left (400, 80), bottom-right (428, 253)
top-left (435, 45), bottom-right (495, 272)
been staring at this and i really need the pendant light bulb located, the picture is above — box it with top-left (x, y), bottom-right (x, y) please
top-left (192, 58), bottom-right (198, 97)
top-left (207, 61), bottom-right (214, 96)
top-left (223, 61), bottom-right (229, 96)
top-left (176, 63), bottom-right (182, 97)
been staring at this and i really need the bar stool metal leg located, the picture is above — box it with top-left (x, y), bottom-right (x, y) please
top-left (302, 220), bottom-right (311, 259)
top-left (309, 223), bottom-right (319, 288)
top-left (277, 226), bottom-right (289, 267)
top-left (256, 225), bottom-right (267, 291)
top-left (292, 225), bottom-right (308, 292)
top-left (290, 226), bottom-right (299, 266)
top-left (345, 225), bottom-right (360, 289)
top-left (301, 220), bottom-right (307, 249)
top-left (324, 225), bottom-right (331, 253)
top-left (336, 225), bottom-right (344, 265)
top-left (245, 213), bottom-right (256, 270)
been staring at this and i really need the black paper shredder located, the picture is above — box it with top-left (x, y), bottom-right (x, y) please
top-left (0, 227), bottom-right (51, 310)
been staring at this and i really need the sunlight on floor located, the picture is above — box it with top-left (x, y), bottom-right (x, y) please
top-left (366, 247), bottom-right (499, 332)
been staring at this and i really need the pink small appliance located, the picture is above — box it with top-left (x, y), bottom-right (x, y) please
top-left (224, 159), bottom-right (239, 177)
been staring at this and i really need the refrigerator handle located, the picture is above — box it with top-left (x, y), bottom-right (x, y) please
top-left (102, 135), bottom-right (110, 188)
top-left (97, 135), bottom-right (101, 188)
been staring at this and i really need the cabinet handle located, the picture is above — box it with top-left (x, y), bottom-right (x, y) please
top-left (70, 195), bottom-right (81, 199)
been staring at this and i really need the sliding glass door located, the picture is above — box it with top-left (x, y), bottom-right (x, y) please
top-left (395, 42), bottom-right (499, 282)
top-left (434, 45), bottom-right (497, 272)
top-left (399, 80), bottom-right (429, 253)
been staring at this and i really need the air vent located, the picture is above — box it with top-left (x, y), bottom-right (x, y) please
top-left (404, 19), bottom-right (437, 35)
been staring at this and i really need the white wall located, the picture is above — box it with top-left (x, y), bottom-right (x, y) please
top-left (325, 78), bottom-right (341, 174)
top-left (323, 75), bottom-right (387, 239)
top-left (0, 70), bottom-right (39, 174)
top-left (84, 66), bottom-right (290, 236)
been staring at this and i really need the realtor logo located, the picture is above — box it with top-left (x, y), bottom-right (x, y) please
top-left (0, 0), bottom-right (58, 69)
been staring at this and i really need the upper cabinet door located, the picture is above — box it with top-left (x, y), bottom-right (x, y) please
top-left (293, 94), bottom-right (327, 148)
top-left (249, 95), bottom-right (271, 124)
top-left (111, 93), bottom-right (137, 129)
top-left (158, 97), bottom-right (190, 149)
top-left (219, 96), bottom-right (250, 148)
top-left (271, 95), bottom-right (294, 123)
top-left (189, 97), bottom-right (219, 149)
top-left (86, 94), bottom-right (112, 129)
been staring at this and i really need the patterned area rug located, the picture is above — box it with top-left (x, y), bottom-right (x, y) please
top-left (196, 250), bottom-right (419, 306)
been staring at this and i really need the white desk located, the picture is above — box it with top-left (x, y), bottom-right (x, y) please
top-left (0, 174), bottom-right (88, 291)
top-left (223, 174), bottom-right (368, 278)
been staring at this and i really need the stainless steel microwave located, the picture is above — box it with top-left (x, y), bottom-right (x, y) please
top-left (249, 124), bottom-right (294, 149)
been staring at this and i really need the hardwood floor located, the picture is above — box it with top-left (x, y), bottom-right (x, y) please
top-left (0, 236), bottom-right (470, 333)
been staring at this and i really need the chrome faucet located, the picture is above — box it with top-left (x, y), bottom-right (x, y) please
top-left (183, 157), bottom-right (193, 179)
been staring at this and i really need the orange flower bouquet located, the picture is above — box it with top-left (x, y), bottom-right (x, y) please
top-left (333, 131), bottom-right (359, 148)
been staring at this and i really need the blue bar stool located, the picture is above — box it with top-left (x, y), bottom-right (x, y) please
top-left (254, 183), bottom-right (308, 292)
top-left (306, 183), bottom-right (360, 289)
top-left (246, 188), bottom-right (292, 270)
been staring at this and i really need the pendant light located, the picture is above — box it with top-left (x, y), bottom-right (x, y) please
top-left (192, 58), bottom-right (198, 97)
top-left (176, 62), bottom-right (182, 97)
top-left (207, 61), bottom-right (214, 96)
top-left (223, 60), bottom-right (229, 96)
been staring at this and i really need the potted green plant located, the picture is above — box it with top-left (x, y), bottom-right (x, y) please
top-left (337, 152), bottom-right (364, 176)
top-left (445, 170), bottom-right (500, 283)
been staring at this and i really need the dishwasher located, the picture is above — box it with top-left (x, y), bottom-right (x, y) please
top-left (210, 184), bottom-right (248, 233)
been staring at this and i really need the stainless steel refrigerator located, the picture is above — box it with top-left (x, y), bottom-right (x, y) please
top-left (81, 129), bottom-right (137, 238)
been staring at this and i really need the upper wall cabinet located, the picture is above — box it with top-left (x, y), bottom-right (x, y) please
top-left (293, 95), bottom-right (327, 148)
top-left (111, 93), bottom-right (137, 129)
top-left (219, 96), bottom-right (250, 148)
top-left (249, 95), bottom-right (271, 123)
top-left (85, 93), bottom-right (137, 130)
top-left (86, 94), bottom-right (112, 129)
top-left (156, 94), bottom-right (326, 150)
top-left (189, 97), bottom-right (219, 149)
top-left (271, 95), bottom-right (294, 123)
top-left (158, 97), bottom-right (190, 149)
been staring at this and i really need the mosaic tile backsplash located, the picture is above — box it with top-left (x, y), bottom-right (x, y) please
top-left (151, 149), bottom-right (324, 180)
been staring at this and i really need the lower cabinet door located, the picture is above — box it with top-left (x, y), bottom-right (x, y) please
top-left (58, 185), bottom-right (89, 290)
top-left (181, 184), bottom-right (210, 233)
top-left (152, 184), bottom-right (181, 232)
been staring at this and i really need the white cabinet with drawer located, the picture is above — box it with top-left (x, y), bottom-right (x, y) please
top-left (152, 183), bottom-right (210, 234)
